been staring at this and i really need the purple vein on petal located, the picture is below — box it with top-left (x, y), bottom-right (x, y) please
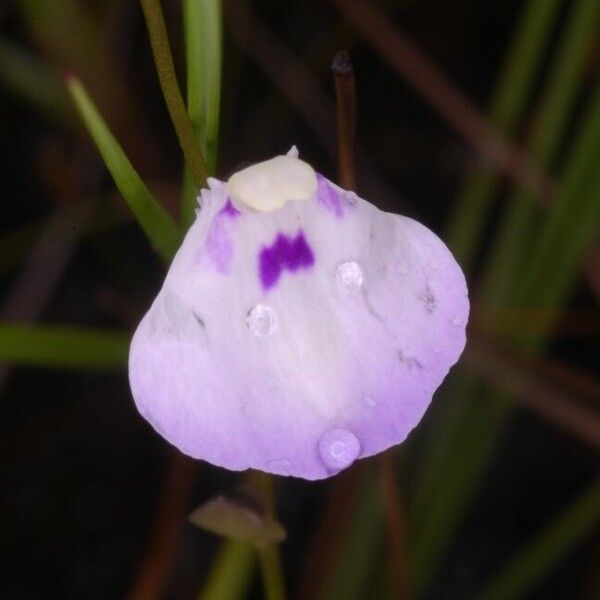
top-left (316, 173), bottom-right (344, 217)
top-left (219, 198), bottom-right (241, 218)
top-left (204, 200), bottom-right (242, 273)
top-left (259, 230), bottom-right (315, 290)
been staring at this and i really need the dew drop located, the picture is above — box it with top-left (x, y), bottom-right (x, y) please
top-left (363, 396), bottom-right (377, 408)
top-left (335, 261), bottom-right (363, 291)
top-left (318, 429), bottom-right (361, 470)
top-left (246, 304), bottom-right (276, 336)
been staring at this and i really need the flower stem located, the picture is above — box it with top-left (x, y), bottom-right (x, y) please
top-left (253, 472), bottom-right (287, 600)
top-left (139, 0), bottom-right (208, 188)
top-left (258, 543), bottom-right (286, 600)
top-left (331, 49), bottom-right (356, 190)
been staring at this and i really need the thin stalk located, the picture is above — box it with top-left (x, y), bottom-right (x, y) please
top-left (332, 49), bottom-right (357, 190)
top-left (198, 541), bottom-right (255, 600)
top-left (332, 0), bottom-right (553, 202)
top-left (139, 0), bottom-right (207, 188)
top-left (254, 473), bottom-right (286, 600)
top-left (378, 454), bottom-right (412, 599)
top-left (258, 544), bottom-right (286, 600)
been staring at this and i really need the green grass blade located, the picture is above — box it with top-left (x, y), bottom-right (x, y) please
top-left (480, 0), bottom-right (600, 305)
top-left (412, 76), bottom-right (600, 592)
top-left (479, 479), bottom-right (600, 600)
top-left (446, 0), bottom-right (563, 268)
top-left (519, 84), bottom-right (600, 313)
top-left (0, 37), bottom-right (72, 126)
top-left (66, 76), bottom-right (180, 262)
top-left (413, 0), bottom-right (565, 531)
top-left (181, 0), bottom-right (222, 227)
top-left (319, 468), bottom-right (383, 600)
top-left (0, 323), bottom-right (128, 369)
top-left (184, 0), bottom-right (222, 173)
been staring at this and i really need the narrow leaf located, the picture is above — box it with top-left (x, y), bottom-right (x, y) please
top-left (67, 76), bottom-right (180, 262)
top-left (446, 0), bottom-right (563, 268)
top-left (181, 0), bottom-right (222, 227)
top-left (0, 37), bottom-right (72, 126)
top-left (0, 323), bottom-right (128, 369)
top-left (198, 541), bottom-right (255, 600)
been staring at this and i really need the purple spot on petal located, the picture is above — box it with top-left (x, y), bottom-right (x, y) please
top-left (316, 174), bottom-right (344, 217)
top-left (259, 230), bottom-right (315, 290)
top-left (219, 198), bottom-right (241, 218)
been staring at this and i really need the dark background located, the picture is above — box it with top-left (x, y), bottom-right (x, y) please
top-left (1, 0), bottom-right (598, 598)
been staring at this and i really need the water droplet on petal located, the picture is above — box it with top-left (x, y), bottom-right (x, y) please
top-left (319, 429), bottom-right (361, 470)
top-left (335, 261), bottom-right (363, 291)
top-left (364, 396), bottom-right (377, 408)
top-left (246, 304), bottom-right (276, 336)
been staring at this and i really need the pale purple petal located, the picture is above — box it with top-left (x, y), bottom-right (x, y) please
top-left (129, 155), bottom-right (469, 480)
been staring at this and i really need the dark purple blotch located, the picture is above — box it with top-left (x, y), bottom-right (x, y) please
top-left (219, 198), bottom-right (241, 218)
top-left (316, 173), bottom-right (344, 217)
top-left (259, 230), bottom-right (315, 290)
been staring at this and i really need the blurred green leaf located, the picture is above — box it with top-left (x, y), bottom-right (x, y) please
top-left (479, 479), bottom-right (600, 600)
top-left (184, 0), bottom-right (222, 172)
top-left (0, 37), bottom-right (72, 126)
top-left (0, 323), bottom-right (128, 369)
top-left (67, 76), bottom-right (180, 262)
top-left (320, 468), bottom-right (383, 600)
top-left (181, 0), bottom-right (222, 227)
top-left (412, 0), bottom-right (600, 589)
top-left (479, 0), bottom-right (600, 305)
top-left (446, 0), bottom-right (563, 269)
top-left (519, 83), bottom-right (600, 314)
top-left (189, 488), bottom-right (286, 546)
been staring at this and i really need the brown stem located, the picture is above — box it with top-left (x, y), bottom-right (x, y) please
top-left (332, 50), bottom-right (357, 190)
top-left (378, 453), bottom-right (413, 600)
top-left (139, 0), bottom-right (207, 188)
top-left (128, 452), bottom-right (196, 600)
top-left (331, 0), bottom-right (555, 204)
top-left (465, 335), bottom-right (600, 449)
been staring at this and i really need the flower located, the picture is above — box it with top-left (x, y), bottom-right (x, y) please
top-left (128, 149), bottom-right (469, 480)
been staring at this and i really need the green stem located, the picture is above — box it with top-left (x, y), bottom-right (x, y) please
top-left (139, 0), bottom-right (208, 188)
top-left (254, 473), bottom-right (287, 600)
top-left (198, 541), bottom-right (255, 600)
top-left (259, 543), bottom-right (286, 600)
